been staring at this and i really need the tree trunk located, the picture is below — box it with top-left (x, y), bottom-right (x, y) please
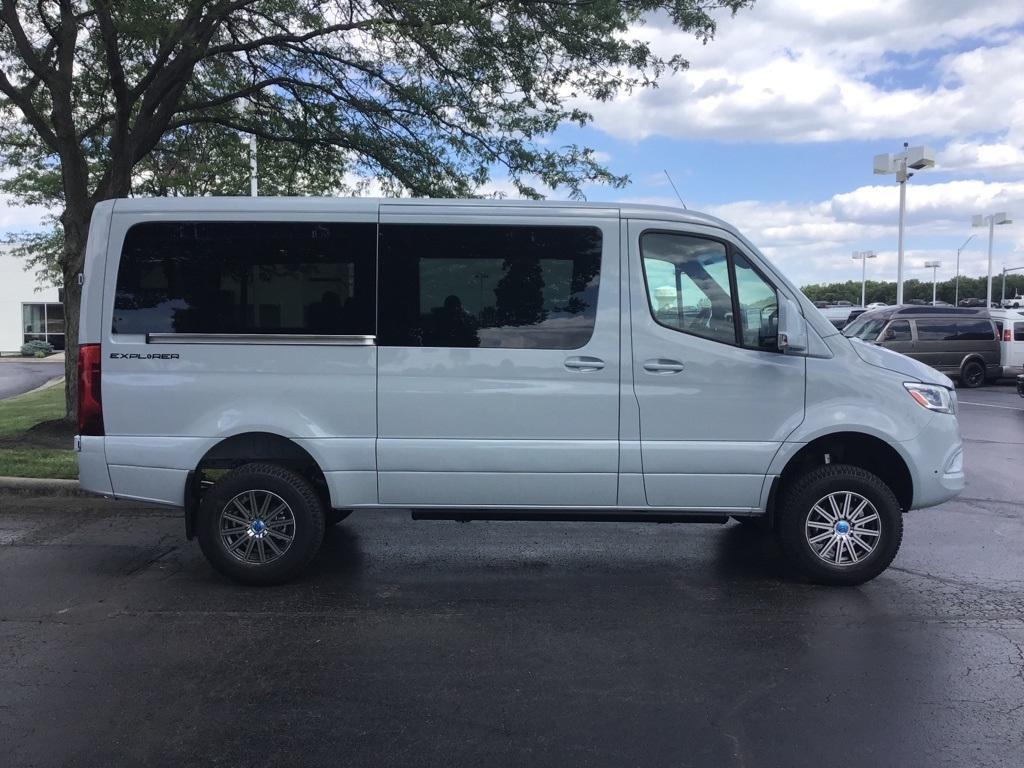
top-left (60, 207), bottom-right (91, 423)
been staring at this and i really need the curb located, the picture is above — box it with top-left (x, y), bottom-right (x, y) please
top-left (0, 476), bottom-right (91, 497)
top-left (4, 375), bottom-right (66, 400)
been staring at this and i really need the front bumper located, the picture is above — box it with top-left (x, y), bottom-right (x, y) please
top-left (901, 412), bottom-right (965, 510)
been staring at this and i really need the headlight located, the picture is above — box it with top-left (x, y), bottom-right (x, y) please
top-left (904, 382), bottom-right (955, 414)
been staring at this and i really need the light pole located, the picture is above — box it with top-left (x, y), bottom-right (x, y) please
top-left (972, 212), bottom-right (1013, 306)
top-left (953, 234), bottom-right (975, 306)
top-left (1001, 265), bottom-right (1024, 305)
top-left (923, 260), bottom-right (941, 304)
top-left (852, 250), bottom-right (877, 307)
top-left (874, 143), bottom-right (935, 305)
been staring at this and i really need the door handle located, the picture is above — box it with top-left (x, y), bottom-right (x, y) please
top-left (643, 358), bottom-right (685, 374)
top-left (564, 356), bottom-right (605, 372)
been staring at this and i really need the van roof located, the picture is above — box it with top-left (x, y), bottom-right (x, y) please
top-left (856, 305), bottom-right (992, 320)
top-left (110, 196), bottom-right (733, 230)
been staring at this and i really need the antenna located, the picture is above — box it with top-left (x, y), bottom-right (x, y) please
top-left (663, 170), bottom-right (687, 209)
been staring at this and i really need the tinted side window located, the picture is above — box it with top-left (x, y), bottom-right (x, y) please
top-left (733, 252), bottom-right (778, 350)
top-left (884, 320), bottom-right (912, 341)
top-left (378, 224), bottom-right (602, 349)
top-left (1015, 323), bottom-right (1024, 342)
top-left (915, 320), bottom-right (957, 341)
top-left (113, 222), bottom-right (377, 335)
top-left (955, 319), bottom-right (994, 341)
top-left (640, 233), bottom-right (735, 345)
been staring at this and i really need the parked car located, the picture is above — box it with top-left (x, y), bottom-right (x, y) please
top-left (819, 305), bottom-right (856, 329)
top-left (990, 309), bottom-right (1024, 378)
top-left (76, 198), bottom-right (965, 587)
top-left (843, 306), bottom-right (1000, 387)
top-left (866, 302), bottom-right (888, 309)
top-left (845, 308), bottom-right (868, 326)
top-left (930, 300), bottom-right (953, 307)
top-left (958, 298), bottom-right (986, 307)
top-left (813, 300), bottom-right (830, 309)
top-left (1001, 294), bottom-right (1024, 309)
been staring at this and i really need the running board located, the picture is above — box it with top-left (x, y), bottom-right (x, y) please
top-left (410, 509), bottom-right (730, 524)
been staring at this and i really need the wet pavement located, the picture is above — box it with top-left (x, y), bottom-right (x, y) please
top-left (0, 360), bottom-right (63, 399)
top-left (0, 386), bottom-right (1022, 767)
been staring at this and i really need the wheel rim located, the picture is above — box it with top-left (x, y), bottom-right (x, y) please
top-left (219, 490), bottom-right (296, 565)
top-left (965, 365), bottom-right (983, 386)
top-left (805, 491), bottom-right (881, 567)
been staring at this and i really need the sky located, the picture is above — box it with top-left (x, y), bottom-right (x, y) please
top-left (2, 0), bottom-right (1023, 291)
top-left (496, 0), bottom-right (1024, 290)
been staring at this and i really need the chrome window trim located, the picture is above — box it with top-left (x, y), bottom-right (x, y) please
top-left (147, 333), bottom-right (376, 346)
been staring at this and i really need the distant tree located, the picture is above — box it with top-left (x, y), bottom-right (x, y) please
top-left (1, 0), bottom-right (754, 418)
top-left (801, 274), bottom-right (1024, 306)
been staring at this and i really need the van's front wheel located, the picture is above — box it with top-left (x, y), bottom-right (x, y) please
top-left (197, 463), bottom-right (325, 585)
top-left (777, 464), bottom-right (903, 586)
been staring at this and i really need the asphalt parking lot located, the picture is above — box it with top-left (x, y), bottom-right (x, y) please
top-left (0, 360), bottom-right (64, 400)
top-left (1, 386), bottom-right (1021, 768)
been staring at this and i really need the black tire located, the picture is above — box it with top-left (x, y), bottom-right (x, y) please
top-left (960, 360), bottom-right (985, 388)
top-left (777, 464), bottom-right (903, 586)
top-left (326, 509), bottom-right (352, 526)
top-left (197, 462), bottom-right (325, 585)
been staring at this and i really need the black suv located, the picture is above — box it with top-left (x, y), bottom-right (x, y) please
top-left (843, 306), bottom-right (1001, 387)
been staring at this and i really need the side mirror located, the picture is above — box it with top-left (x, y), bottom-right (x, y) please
top-left (777, 297), bottom-right (807, 353)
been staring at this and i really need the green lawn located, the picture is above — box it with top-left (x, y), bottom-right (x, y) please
top-left (0, 447), bottom-right (77, 478)
top-left (0, 384), bottom-right (77, 479)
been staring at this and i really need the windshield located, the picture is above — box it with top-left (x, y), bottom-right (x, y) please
top-left (843, 316), bottom-right (886, 341)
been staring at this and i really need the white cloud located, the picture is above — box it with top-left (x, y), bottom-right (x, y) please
top-left (941, 139), bottom-right (1024, 176)
top-left (584, 0), bottom-right (1024, 149)
top-left (0, 197), bottom-right (50, 234)
top-left (691, 178), bottom-right (1024, 286)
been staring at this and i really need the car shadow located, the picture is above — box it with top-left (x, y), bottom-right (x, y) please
top-left (305, 522), bottom-right (366, 578)
top-left (710, 521), bottom-right (796, 583)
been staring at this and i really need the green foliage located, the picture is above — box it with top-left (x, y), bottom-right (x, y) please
top-left (801, 274), bottom-right (1024, 306)
top-left (1, 0), bottom-right (755, 416)
top-left (19, 339), bottom-right (54, 357)
top-left (1, 1), bottom-right (755, 213)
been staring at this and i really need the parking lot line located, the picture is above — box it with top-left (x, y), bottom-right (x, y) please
top-left (958, 400), bottom-right (1023, 411)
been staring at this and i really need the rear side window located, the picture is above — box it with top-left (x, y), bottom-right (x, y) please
top-left (1016, 323), bottom-right (1024, 342)
top-left (377, 224), bottom-right (602, 349)
top-left (954, 319), bottom-right (995, 341)
top-left (915, 320), bottom-right (957, 341)
top-left (113, 222), bottom-right (377, 335)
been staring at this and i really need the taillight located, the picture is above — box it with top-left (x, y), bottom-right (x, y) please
top-left (77, 343), bottom-right (104, 436)
top-left (1004, 328), bottom-right (1013, 342)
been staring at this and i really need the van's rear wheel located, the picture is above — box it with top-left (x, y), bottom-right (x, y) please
top-left (197, 463), bottom-right (325, 585)
top-left (960, 360), bottom-right (985, 388)
top-left (777, 464), bottom-right (902, 586)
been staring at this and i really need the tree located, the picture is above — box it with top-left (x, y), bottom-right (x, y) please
top-left (0, 0), bottom-right (753, 419)
top-left (800, 274), bottom-right (1024, 306)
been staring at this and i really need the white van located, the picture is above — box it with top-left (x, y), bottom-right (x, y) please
top-left (76, 198), bottom-right (964, 586)
top-left (990, 309), bottom-right (1024, 377)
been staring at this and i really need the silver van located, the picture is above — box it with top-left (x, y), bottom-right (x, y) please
top-left (76, 198), bottom-right (964, 586)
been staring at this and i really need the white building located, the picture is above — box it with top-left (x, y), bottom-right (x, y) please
top-left (0, 245), bottom-right (63, 353)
